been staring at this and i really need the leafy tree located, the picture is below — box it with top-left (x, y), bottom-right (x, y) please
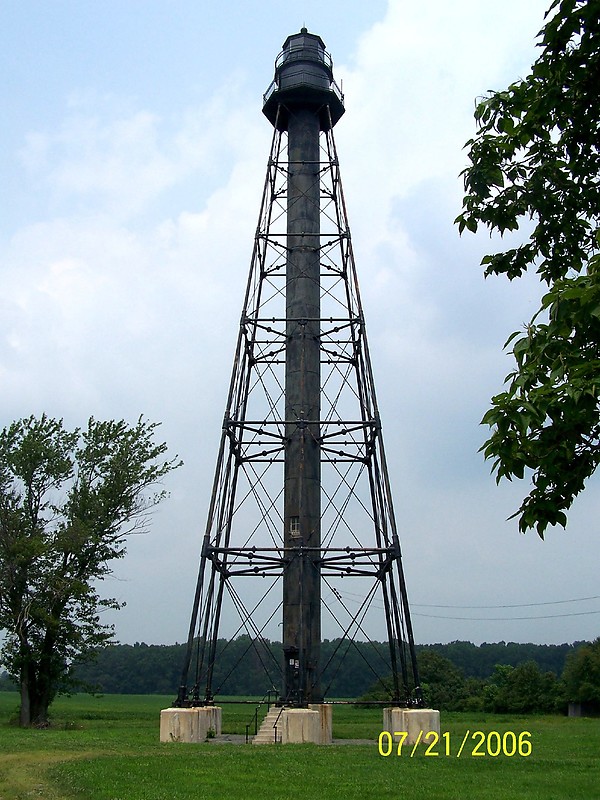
top-left (483, 661), bottom-right (559, 713)
top-left (0, 671), bottom-right (16, 691)
top-left (416, 650), bottom-right (467, 710)
top-left (456, 0), bottom-right (600, 535)
top-left (0, 414), bottom-right (181, 726)
top-left (561, 637), bottom-right (600, 707)
top-left (357, 650), bottom-right (480, 711)
top-left (425, 640), bottom-right (577, 679)
top-left (482, 664), bottom-right (514, 712)
top-left (462, 677), bottom-right (486, 712)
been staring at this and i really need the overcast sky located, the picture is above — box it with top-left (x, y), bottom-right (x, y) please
top-left (2, 0), bottom-right (598, 649)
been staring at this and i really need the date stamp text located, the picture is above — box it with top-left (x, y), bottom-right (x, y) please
top-left (378, 730), bottom-right (532, 757)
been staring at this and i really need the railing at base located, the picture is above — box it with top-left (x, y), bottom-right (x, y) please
top-left (272, 706), bottom-right (285, 743)
top-left (244, 688), bottom-right (279, 744)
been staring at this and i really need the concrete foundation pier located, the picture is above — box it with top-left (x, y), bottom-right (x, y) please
top-left (160, 707), bottom-right (222, 743)
top-left (279, 708), bottom-right (321, 744)
top-left (383, 707), bottom-right (440, 746)
top-left (308, 703), bottom-right (333, 744)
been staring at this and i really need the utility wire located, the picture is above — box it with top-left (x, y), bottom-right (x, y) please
top-left (412, 595), bottom-right (600, 610)
top-left (335, 589), bottom-right (600, 611)
top-left (413, 609), bottom-right (600, 621)
top-left (330, 590), bottom-right (600, 620)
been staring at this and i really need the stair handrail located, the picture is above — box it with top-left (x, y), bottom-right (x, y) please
top-left (272, 704), bottom-right (285, 743)
top-left (244, 687), bottom-right (279, 743)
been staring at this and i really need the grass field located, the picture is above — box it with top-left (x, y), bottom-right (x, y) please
top-left (0, 692), bottom-right (598, 799)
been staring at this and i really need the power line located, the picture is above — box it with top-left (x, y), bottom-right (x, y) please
top-left (413, 609), bottom-right (600, 621)
top-left (331, 590), bottom-right (600, 621)
top-left (336, 589), bottom-right (600, 611)
top-left (412, 595), bottom-right (600, 610)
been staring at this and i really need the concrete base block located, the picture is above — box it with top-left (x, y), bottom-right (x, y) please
top-left (383, 707), bottom-right (440, 746)
top-left (383, 706), bottom-right (405, 740)
top-left (160, 708), bottom-right (200, 743)
top-left (198, 706), bottom-right (222, 739)
top-left (403, 709), bottom-right (440, 744)
top-left (280, 708), bottom-right (321, 744)
top-left (160, 707), bottom-right (222, 743)
top-left (309, 703), bottom-right (333, 744)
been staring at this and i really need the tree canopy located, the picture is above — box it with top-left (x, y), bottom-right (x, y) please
top-left (0, 414), bottom-right (181, 726)
top-left (456, 0), bottom-right (600, 535)
top-left (561, 637), bottom-right (600, 706)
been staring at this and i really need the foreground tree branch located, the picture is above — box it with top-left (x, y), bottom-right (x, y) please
top-left (456, 0), bottom-right (600, 536)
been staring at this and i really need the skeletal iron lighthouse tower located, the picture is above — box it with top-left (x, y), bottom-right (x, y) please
top-left (176, 29), bottom-right (422, 715)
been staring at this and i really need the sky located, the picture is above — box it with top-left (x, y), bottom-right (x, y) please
top-left (2, 0), bottom-right (599, 649)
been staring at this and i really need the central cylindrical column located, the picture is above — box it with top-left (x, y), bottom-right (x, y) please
top-left (283, 108), bottom-right (322, 704)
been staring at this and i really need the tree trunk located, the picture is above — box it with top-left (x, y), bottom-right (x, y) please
top-left (30, 694), bottom-right (51, 727)
top-left (19, 677), bottom-right (31, 727)
top-left (19, 662), bottom-right (51, 727)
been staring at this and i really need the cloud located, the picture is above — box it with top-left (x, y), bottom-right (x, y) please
top-left (17, 80), bottom-right (269, 222)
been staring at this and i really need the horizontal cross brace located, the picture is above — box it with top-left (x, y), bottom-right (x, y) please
top-left (208, 546), bottom-right (393, 556)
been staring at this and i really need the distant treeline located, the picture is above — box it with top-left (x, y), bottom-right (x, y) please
top-left (0, 638), bottom-right (585, 700)
top-left (420, 640), bottom-right (583, 680)
top-left (364, 638), bottom-right (600, 715)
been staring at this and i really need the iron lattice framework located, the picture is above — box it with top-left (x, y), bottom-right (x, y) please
top-left (176, 107), bottom-right (423, 709)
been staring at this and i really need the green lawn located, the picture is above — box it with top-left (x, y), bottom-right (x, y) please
top-left (0, 692), bottom-right (598, 800)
